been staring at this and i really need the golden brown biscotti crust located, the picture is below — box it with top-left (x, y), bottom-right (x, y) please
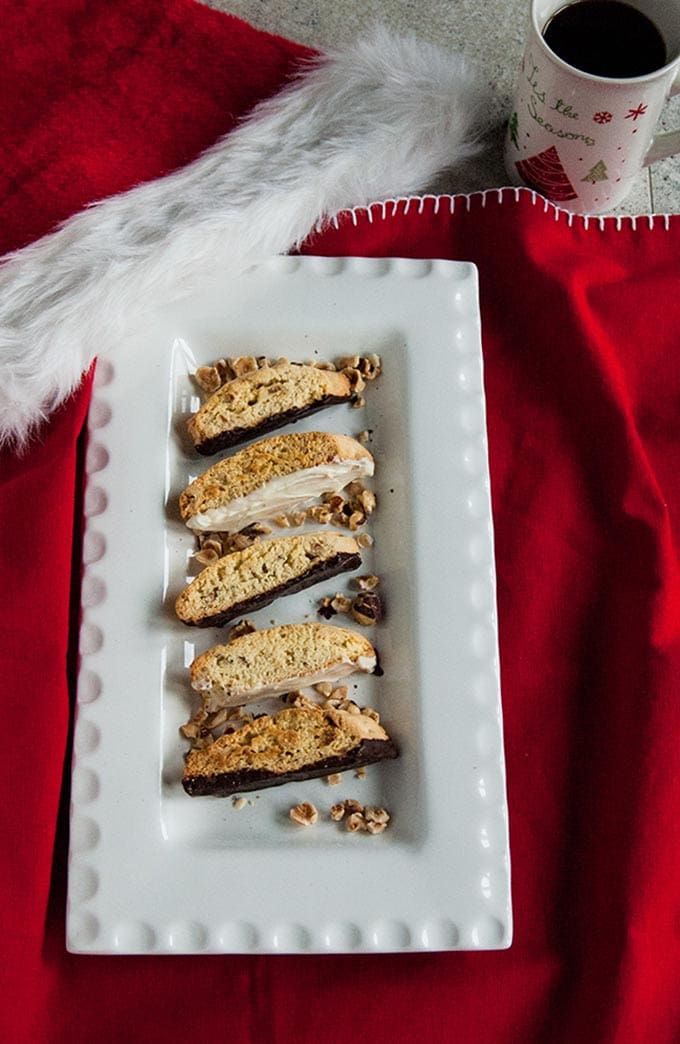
top-left (182, 703), bottom-right (397, 796)
top-left (179, 431), bottom-right (373, 522)
top-left (174, 531), bottom-right (362, 627)
top-left (187, 361), bottom-right (352, 452)
top-left (189, 620), bottom-right (377, 696)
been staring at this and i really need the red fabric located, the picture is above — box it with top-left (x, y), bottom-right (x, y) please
top-left (1, 3), bottom-right (679, 1042)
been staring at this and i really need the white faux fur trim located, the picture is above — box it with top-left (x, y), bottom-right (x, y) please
top-left (0, 25), bottom-right (488, 450)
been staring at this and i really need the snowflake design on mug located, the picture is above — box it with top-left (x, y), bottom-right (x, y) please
top-left (592, 111), bottom-right (613, 124)
top-left (626, 103), bottom-right (648, 120)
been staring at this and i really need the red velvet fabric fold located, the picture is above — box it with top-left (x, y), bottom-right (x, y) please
top-left (1, 3), bottom-right (678, 1042)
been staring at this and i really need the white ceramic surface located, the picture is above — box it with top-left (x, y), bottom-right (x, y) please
top-left (67, 254), bottom-right (512, 954)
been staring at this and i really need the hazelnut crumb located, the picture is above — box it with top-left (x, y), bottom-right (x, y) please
top-left (350, 592), bottom-right (383, 627)
top-left (307, 504), bottom-right (332, 524)
top-left (314, 682), bottom-right (333, 697)
top-left (231, 355), bottom-right (259, 377)
top-left (194, 547), bottom-right (219, 566)
top-left (351, 395), bottom-right (366, 409)
top-left (289, 802), bottom-right (318, 827)
top-left (337, 354), bottom-right (360, 370)
top-left (272, 514), bottom-right (290, 528)
top-left (232, 796), bottom-right (249, 810)
top-left (326, 773), bottom-right (342, 786)
top-left (356, 532), bottom-right (374, 548)
top-left (330, 685), bottom-right (349, 701)
top-left (285, 690), bottom-right (310, 707)
top-left (194, 365), bottom-right (222, 394)
top-left (345, 812), bottom-right (367, 832)
top-left (355, 766), bottom-right (367, 779)
top-left (330, 593), bottom-right (353, 614)
top-left (359, 489), bottom-right (377, 514)
top-left (228, 619), bottom-right (257, 641)
top-left (354, 574), bottom-right (380, 591)
top-left (249, 521), bottom-right (273, 535)
top-left (364, 806), bottom-right (391, 825)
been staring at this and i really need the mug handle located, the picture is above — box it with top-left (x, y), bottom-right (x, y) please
top-left (644, 74), bottom-right (680, 165)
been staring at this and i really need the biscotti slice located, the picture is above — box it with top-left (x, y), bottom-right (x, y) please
top-left (180, 431), bottom-right (374, 532)
top-left (175, 532), bottom-right (361, 628)
top-left (188, 360), bottom-right (353, 455)
top-left (190, 621), bottom-right (378, 710)
top-left (182, 702), bottom-right (397, 796)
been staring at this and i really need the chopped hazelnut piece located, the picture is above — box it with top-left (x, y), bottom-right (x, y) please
top-left (232, 796), bottom-right (249, 810)
top-left (317, 505), bottom-right (334, 524)
top-left (289, 802), bottom-right (319, 827)
top-left (330, 593), bottom-right (353, 614)
top-left (326, 773), bottom-right (342, 786)
top-left (338, 354), bottom-right (360, 370)
top-left (194, 546), bottom-right (219, 566)
top-left (326, 799), bottom-right (392, 835)
top-left (364, 806), bottom-right (390, 825)
top-left (272, 514), bottom-right (290, 528)
top-left (285, 690), bottom-right (311, 707)
top-left (354, 574), bottom-right (380, 591)
top-left (230, 355), bottom-right (259, 377)
top-left (194, 365), bottom-right (222, 394)
top-left (351, 592), bottom-right (383, 627)
top-left (249, 522), bottom-right (273, 535)
top-left (356, 532), bottom-right (374, 548)
top-left (325, 493), bottom-right (345, 512)
top-left (318, 597), bottom-right (337, 619)
top-left (345, 369), bottom-right (366, 393)
top-left (228, 619), bottom-right (257, 641)
top-left (345, 812), bottom-right (366, 832)
top-left (359, 489), bottom-right (377, 514)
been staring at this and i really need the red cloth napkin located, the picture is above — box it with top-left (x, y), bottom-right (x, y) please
top-left (2, 3), bottom-right (679, 1042)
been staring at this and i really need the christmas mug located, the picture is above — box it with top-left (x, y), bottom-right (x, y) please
top-left (504, 0), bottom-right (680, 212)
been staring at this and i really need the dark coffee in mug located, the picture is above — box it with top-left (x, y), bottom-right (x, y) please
top-left (542, 0), bottom-right (667, 78)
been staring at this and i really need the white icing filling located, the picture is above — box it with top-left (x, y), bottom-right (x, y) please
top-left (186, 458), bottom-right (374, 533)
top-left (196, 656), bottom-right (376, 710)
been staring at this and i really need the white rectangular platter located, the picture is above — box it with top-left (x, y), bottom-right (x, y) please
top-left (67, 254), bottom-right (512, 954)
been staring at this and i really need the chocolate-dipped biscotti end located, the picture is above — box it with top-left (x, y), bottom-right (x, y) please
top-left (175, 531), bottom-right (361, 629)
top-left (187, 361), bottom-right (353, 455)
top-left (189, 620), bottom-right (378, 710)
top-left (179, 430), bottom-right (374, 533)
top-left (182, 702), bottom-right (397, 796)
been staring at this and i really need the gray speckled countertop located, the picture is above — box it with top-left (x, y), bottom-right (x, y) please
top-left (199, 0), bottom-right (680, 215)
